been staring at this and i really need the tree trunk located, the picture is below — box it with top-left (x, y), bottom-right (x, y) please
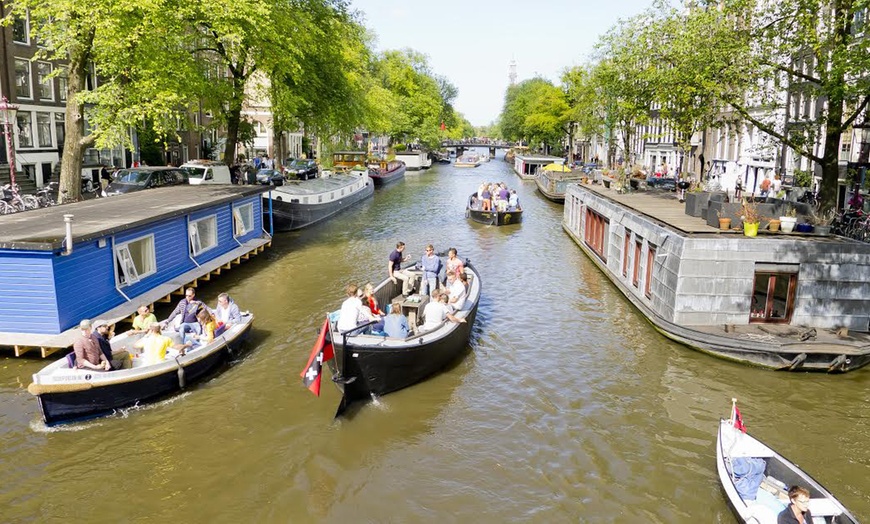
top-left (58, 37), bottom-right (93, 204)
top-left (819, 109), bottom-right (842, 211)
top-left (222, 76), bottom-right (246, 163)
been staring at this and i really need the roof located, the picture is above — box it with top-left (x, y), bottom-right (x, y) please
top-left (516, 154), bottom-right (564, 162)
top-left (0, 185), bottom-right (268, 251)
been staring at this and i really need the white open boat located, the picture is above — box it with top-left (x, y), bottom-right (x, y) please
top-left (716, 400), bottom-right (858, 523)
top-left (28, 314), bottom-right (253, 425)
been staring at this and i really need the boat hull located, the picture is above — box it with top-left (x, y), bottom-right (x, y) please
top-left (370, 164), bottom-right (406, 187)
top-left (33, 319), bottom-right (253, 425)
top-left (266, 178), bottom-right (374, 231)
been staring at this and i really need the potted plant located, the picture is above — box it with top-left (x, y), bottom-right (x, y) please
top-left (717, 209), bottom-right (732, 230)
top-left (768, 218), bottom-right (781, 232)
top-left (780, 207), bottom-right (797, 233)
top-left (741, 198), bottom-right (761, 237)
top-left (809, 208), bottom-right (836, 235)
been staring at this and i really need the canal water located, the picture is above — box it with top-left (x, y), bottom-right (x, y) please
top-left (1, 152), bottom-right (868, 522)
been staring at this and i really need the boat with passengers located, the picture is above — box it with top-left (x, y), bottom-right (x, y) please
top-left (316, 261), bottom-right (480, 416)
top-left (454, 152), bottom-right (481, 168)
top-left (466, 187), bottom-right (523, 226)
top-left (29, 313), bottom-right (254, 425)
top-left (716, 399), bottom-right (858, 523)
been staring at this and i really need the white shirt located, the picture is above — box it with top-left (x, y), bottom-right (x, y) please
top-left (447, 279), bottom-right (467, 311)
top-left (338, 296), bottom-right (368, 332)
top-left (422, 301), bottom-right (449, 331)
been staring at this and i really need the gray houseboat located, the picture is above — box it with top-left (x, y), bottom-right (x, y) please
top-left (513, 154), bottom-right (564, 180)
top-left (562, 184), bottom-right (870, 372)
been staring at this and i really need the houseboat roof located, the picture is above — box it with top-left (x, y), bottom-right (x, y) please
top-left (0, 186), bottom-right (268, 251)
top-left (516, 154), bottom-right (564, 163)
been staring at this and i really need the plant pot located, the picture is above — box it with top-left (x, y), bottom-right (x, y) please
top-left (743, 221), bottom-right (759, 237)
top-left (718, 217), bottom-right (732, 230)
top-left (768, 219), bottom-right (781, 232)
top-left (603, 179), bottom-right (611, 189)
top-left (796, 223), bottom-right (814, 233)
top-left (814, 225), bottom-right (832, 235)
top-left (780, 216), bottom-right (796, 233)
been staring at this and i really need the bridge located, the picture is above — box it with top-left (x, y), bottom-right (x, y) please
top-left (440, 141), bottom-right (522, 158)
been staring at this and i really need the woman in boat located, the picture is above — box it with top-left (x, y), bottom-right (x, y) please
top-left (186, 309), bottom-right (217, 348)
top-left (778, 486), bottom-right (813, 524)
top-left (362, 282), bottom-right (385, 316)
top-left (480, 185), bottom-right (492, 211)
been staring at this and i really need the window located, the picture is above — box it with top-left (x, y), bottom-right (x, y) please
top-left (115, 235), bottom-right (156, 286)
top-left (37, 63), bottom-right (53, 100)
top-left (233, 203), bottom-right (254, 237)
top-left (15, 59), bottom-right (32, 99)
top-left (17, 112), bottom-right (33, 148)
top-left (12, 15), bottom-right (29, 43)
top-left (189, 216), bottom-right (218, 256)
top-left (645, 245), bottom-right (656, 298)
top-left (750, 270), bottom-right (798, 323)
top-left (622, 230), bottom-right (631, 277)
top-left (58, 68), bottom-right (68, 101)
top-left (36, 112), bottom-right (51, 147)
top-left (633, 240), bottom-right (642, 288)
top-left (584, 209), bottom-right (609, 261)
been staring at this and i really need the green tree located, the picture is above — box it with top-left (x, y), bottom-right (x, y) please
top-left (5, 0), bottom-right (199, 201)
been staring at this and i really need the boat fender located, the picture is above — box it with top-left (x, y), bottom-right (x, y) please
top-left (176, 359), bottom-right (186, 388)
top-left (827, 354), bottom-right (848, 373)
top-left (225, 340), bottom-right (233, 360)
top-left (787, 353), bottom-right (807, 371)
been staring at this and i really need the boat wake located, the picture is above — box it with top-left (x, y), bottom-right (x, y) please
top-left (29, 392), bottom-right (193, 432)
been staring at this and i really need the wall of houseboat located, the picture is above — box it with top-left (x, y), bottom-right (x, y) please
top-left (564, 185), bottom-right (870, 331)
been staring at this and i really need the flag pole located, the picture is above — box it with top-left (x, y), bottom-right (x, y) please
top-left (730, 397), bottom-right (737, 426)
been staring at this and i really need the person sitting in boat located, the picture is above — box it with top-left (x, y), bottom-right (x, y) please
top-left (445, 272), bottom-right (467, 313)
top-left (362, 283), bottom-right (385, 317)
top-left (383, 300), bottom-right (410, 339)
top-left (421, 291), bottom-right (465, 332)
top-left (508, 190), bottom-right (519, 210)
top-left (73, 319), bottom-right (112, 371)
top-left (164, 287), bottom-right (204, 339)
top-left (185, 309), bottom-right (217, 348)
top-left (497, 184), bottom-right (510, 203)
top-left (131, 305), bottom-right (158, 334)
top-left (134, 323), bottom-right (189, 365)
top-left (92, 319), bottom-right (130, 370)
top-left (388, 242), bottom-right (416, 296)
top-left (419, 244), bottom-right (443, 297)
top-left (778, 485), bottom-right (812, 524)
top-left (337, 284), bottom-right (382, 333)
top-left (214, 292), bottom-right (242, 329)
top-left (444, 248), bottom-right (464, 284)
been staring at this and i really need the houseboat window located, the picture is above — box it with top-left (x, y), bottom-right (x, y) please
top-left (584, 209), bottom-right (609, 262)
top-left (633, 240), bottom-right (642, 287)
top-left (233, 203), bottom-right (255, 237)
top-left (751, 272), bottom-right (797, 322)
top-left (115, 235), bottom-right (156, 286)
top-left (623, 230), bottom-right (631, 277)
top-left (189, 215), bottom-right (218, 256)
top-left (645, 245), bottom-right (656, 298)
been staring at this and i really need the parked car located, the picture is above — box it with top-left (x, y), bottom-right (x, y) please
top-left (104, 167), bottom-right (189, 196)
top-left (255, 169), bottom-right (286, 186)
top-left (646, 175), bottom-right (677, 191)
top-left (284, 159), bottom-right (318, 180)
top-left (181, 160), bottom-right (232, 185)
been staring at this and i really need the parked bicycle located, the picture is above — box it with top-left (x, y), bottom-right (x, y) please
top-left (0, 183), bottom-right (39, 214)
top-left (35, 182), bottom-right (60, 208)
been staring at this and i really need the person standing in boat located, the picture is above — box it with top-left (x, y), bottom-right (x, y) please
top-left (388, 242), bottom-right (416, 296)
top-left (164, 287), bottom-right (204, 339)
top-left (419, 244), bottom-right (443, 298)
top-left (778, 485), bottom-right (813, 524)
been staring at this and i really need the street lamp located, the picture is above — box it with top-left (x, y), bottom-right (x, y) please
top-left (0, 96), bottom-right (19, 188)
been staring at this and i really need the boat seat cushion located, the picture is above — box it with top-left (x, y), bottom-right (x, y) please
top-left (754, 488), bottom-right (787, 516)
top-left (807, 498), bottom-right (842, 517)
top-left (746, 502), bottom-right (779, 524)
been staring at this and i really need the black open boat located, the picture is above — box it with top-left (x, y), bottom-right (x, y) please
top-left (327, 262), bottom-right (480, 415)
top-left (466, 192), bottom-right (523, 226)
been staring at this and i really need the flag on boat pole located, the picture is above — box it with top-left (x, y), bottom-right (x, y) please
top-left (730, 398), bottom-right (747, 433)
top-left (301, 318), bottom-right (334, 396)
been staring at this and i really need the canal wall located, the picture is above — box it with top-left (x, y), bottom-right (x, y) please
top-left (564, 185), bottom-right (870, 331)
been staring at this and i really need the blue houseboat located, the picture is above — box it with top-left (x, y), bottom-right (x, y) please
top-left (0, 186), bottom-right (271, 357)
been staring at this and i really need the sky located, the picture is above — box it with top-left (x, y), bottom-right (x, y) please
top-left (350, 0), bottom-right (656, 127)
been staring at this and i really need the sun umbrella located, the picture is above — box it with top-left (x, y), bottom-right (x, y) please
top-left (542, 163), bottom-right (572, 172)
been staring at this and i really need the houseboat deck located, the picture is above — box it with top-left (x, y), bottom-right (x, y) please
top-left (563, 182), bottom-right (870, 371)
top-left (0, 186), bottom-right (268, 250)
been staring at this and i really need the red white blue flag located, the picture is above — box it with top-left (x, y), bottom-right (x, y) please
top-left (300, 318), bottom-right (334, 396)
top-left (733, 405), bottom-right (747, 433)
